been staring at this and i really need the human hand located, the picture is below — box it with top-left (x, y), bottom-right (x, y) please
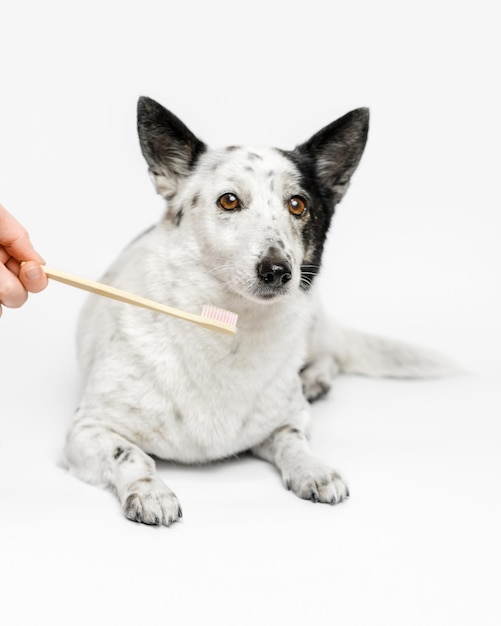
top-left (0, 203), bottom-right (48, 317)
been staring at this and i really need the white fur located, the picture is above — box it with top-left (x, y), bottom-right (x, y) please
top-left (63, 139), bottom-right (454, 526)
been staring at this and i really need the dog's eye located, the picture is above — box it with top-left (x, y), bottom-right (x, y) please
top-left (218, 193), bottom-right (241, 211)
top-left (288, 196), bottom-right (307, 217)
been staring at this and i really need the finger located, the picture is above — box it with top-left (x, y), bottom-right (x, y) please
top-left (0, 204), bottom-right (44, 264)
top-left (0, 246), bottom-right (11, 265)
top-left (19, 261), bottom-right (48, 293)
top-left (5, 255), bottom-right (21, 274)
top-left (0, 262), bottom-right (29, 308)
top-left (6, 231), bottom-right (44, 265)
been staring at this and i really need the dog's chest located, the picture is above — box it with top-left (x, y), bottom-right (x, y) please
top-left (114, 306), bottom-right (311, 462)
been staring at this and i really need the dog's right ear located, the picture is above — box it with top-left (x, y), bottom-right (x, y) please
top-left (137, 96), bottom-right (206, 199)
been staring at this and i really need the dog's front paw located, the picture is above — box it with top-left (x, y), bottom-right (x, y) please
top-left (122, 478), bottom-right (182, 526)
top-left (284, 462), bottom-right (349, 505)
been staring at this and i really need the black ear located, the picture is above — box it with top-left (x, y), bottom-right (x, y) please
top-left (296, 108), bottom-right (369, 205)
top-left (137, 96), bottom-right (206, 199)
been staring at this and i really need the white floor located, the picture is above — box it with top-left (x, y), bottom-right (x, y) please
top-left (2, 298), bottom-right (500, 625)
top-left (1, 2), bottom-right (500, 625)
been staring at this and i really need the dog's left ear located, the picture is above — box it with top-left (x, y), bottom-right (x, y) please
top-left (137, 96), bottom-right (206, 200)
top-left (296, 108), bottom-right (369, 206)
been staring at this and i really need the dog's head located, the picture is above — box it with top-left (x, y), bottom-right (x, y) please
top-left (137, 96), bottom-right (369, 303)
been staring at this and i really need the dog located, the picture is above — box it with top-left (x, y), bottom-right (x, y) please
top-left (63, 97), bottom-right (454, 526)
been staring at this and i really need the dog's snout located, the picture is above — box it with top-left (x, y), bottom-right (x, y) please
top-left (257, 257), bottom-right (292, 288)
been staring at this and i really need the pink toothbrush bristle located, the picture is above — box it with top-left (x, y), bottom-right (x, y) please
top-left (202, 305), bottom-right (238, 328)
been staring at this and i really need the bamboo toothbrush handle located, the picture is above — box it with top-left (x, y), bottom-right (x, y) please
top-left (41, 266), bottom-right (236, 335)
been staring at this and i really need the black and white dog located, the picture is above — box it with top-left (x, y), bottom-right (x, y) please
top-left (65, 97), bottom-right (453, 526)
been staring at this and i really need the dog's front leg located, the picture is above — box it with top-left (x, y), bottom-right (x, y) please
top-left (65, 418), bottom-right (182, 526)
top-left (252, 424), bottom-right (349, 504)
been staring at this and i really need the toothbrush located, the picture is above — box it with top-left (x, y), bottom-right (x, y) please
top-left (41, 265), bottom-right (238, 335)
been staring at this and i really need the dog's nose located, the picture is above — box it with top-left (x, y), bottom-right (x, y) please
top-left (257, 258), bottom-right (292, 288)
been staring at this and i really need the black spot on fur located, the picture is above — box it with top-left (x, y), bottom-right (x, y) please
top-left (226, 145), bottom-right (240, 152)
top-left (174, 208), bottom-right (184, 226)
top-left (122, 449), bottom-right (134, 463)
top-left (247, 152), bottom-right (263, 161)
top-left (114, 447), bottom-right (134, 464)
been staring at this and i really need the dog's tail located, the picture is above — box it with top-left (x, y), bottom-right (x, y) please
top-left (328, 323), bottom-right (461, 379)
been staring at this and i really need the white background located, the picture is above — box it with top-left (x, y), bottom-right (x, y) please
top-left (1, 1), bottom-right (500, 624)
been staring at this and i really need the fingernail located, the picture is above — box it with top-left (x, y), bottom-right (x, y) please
top-left (25, 266), bottom-right (42, 281)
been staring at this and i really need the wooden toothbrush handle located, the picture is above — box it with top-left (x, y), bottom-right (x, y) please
top-left (41, 266), bottom-right (236, 335)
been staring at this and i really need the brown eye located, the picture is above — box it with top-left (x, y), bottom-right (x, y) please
top-left (288, 196), bottom-right (307, 217)
top-left (218, 193), bottom-right (241, 211)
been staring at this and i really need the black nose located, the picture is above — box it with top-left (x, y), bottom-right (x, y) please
top-left (257, 258), bottom-right (292, 288)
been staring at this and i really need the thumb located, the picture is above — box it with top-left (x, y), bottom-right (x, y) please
top-left (19, 261), bottom-right (49, 293)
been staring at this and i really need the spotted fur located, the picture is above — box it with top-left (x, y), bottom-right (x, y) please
top-left (63, 97), bottom-right (457, 526)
